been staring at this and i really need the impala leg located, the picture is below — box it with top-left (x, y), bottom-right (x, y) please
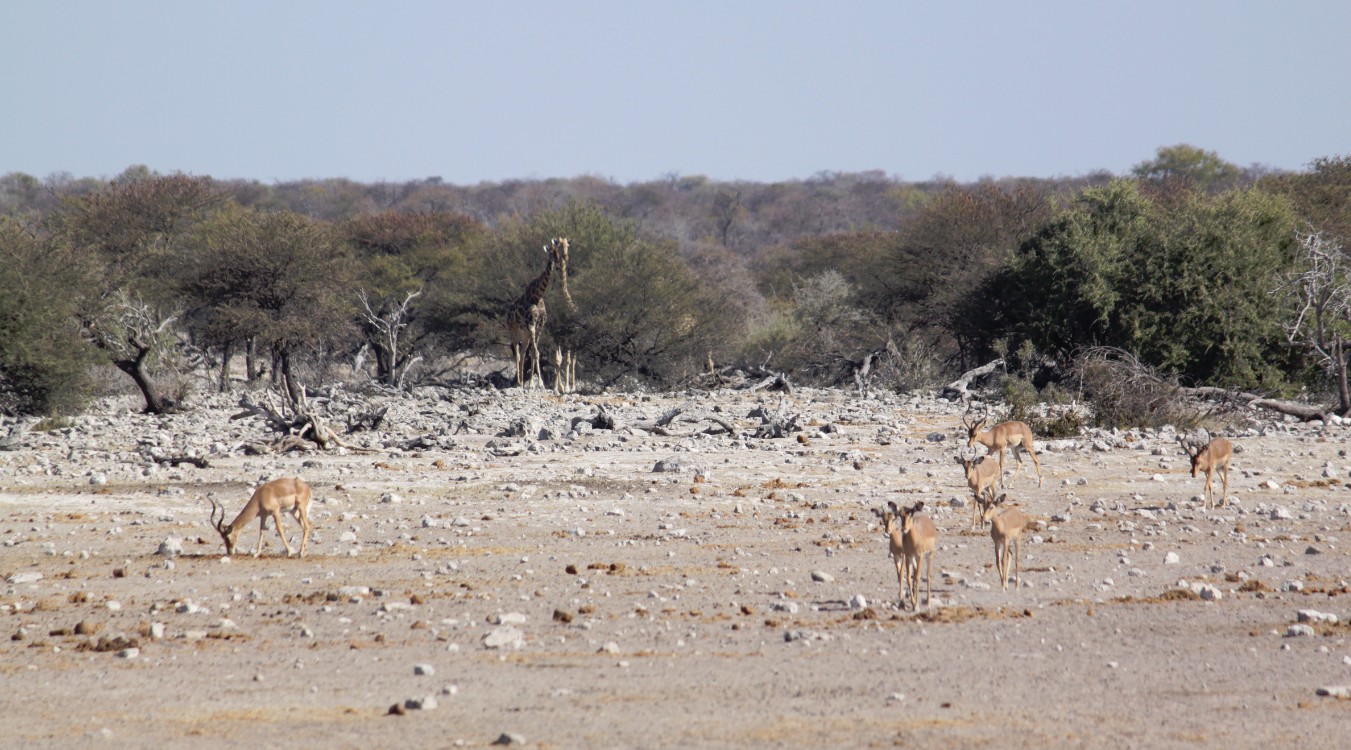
top-left (1028, 445), bottom-right (1044, 487)
top-left (1012, 537), bottom-right (1020, 590)
top-left (298, 509), bottom-right (312, 557)
top-left (924, 551), bottom-right (933, 609)
top-left (1219, 464), bottom-right (1229, 508)
top-left (894, 558), bottom-right (906, 609)
top-left (1008, 445), bottom-right (1023, 484)
top-left (272, 509), bottom-right (294, 557)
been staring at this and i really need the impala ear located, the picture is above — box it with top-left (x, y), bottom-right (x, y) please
top-left (911, 501), bottom-right (924, 514)
top-left (996, 493), bottom-right (1008, 505)
top-left (887, 500), bottom-right (899, 513)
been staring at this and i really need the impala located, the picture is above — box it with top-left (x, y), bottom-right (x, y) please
top-left (208, 477), bottom-right (314, 558)
top-left (981, 494), bottom-right (1027, 591)
top-left (963, 414), bottom-right (1043, 488)
top-left (1178, 435), bottom-right (1232, 510)
top-left (874, 500), bottom-right (937, 610)
top-left (955, 454), bottom-right (999, 530)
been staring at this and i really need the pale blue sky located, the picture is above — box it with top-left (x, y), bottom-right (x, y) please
top-left (5, 1), bottom-right (1349, 185)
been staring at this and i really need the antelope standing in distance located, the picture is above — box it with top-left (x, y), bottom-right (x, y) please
top-left (982, 493), bottom-right (1027, 591)
top-left (955, 453), bottom-right (999, 530)
top-left (963, 412), bottom-right (1043, 489)
top-left (1177, 434), bottom-right (1232, 510)
top-left (208, 477), bottom-right (313, 558)
top-left (873, 501), bottom-right (938, 610)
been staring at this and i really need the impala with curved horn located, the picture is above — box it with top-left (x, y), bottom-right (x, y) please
top-left (208, 477), bottom-right (314, 558)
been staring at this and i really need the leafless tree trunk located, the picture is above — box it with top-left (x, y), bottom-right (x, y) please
top-left (1279, 228), bottom-right (1351, 414)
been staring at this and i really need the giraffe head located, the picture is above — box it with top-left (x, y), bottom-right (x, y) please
top-left (547, 238), bottom-right (573, 306)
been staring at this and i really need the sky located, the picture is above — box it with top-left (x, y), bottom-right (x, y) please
top-left (4, 0), bottom-right (1350, 186)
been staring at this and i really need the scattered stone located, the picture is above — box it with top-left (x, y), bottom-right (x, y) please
top-left (414, 663), bottom-right (435, 676)
top-left (492, 612), bottom-right (527, 625)
top-left (404, 695), bottom-right (439, 710)
top-left (1192, 583), bottom-right (1222, 601)
top-left (493, 732), bottom-right (526, 746)
top-left (1316, 686), bottom-right (1351, 700)
top-left (1285, 624), bottom-right (1316, 638)
top-left (156, 537), bottom-right (184, 557)
top-left (1296, 609), bottom-right (1339, 624)
top-left (1163, 552), bottom-right (1180, 565)
top-left (7, 572), bottom-right (42, 585)
top-left (652, 457), bottom-right (685, 473)
top-left (810, 571), bottom-right (835, 583)
top-left (482, 626), bottom-right (524, 650)
top-left (848, 594), bottom-right (868, 610)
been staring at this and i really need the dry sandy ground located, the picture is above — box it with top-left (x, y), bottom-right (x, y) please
top-left (1, 388), bottom-right (1349, 749)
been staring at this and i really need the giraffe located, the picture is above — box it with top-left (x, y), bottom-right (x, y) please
top-left (506, 238), bottom-right (570, 388)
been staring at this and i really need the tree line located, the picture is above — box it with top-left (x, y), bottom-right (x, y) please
top-left (0, 145), bottom-right (1348, 418)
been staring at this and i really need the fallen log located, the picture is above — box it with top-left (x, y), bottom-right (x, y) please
top-left (1183, 387), bottom-right (1335, 423)
top-left (942, 359), bottom-right (1005, 400)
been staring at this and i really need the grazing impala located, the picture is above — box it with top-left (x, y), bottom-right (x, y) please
top-left (981, 494), bottom-right (1027, 591)
top-left (1178, 435), bottom-right (1232, 510)
top-left (208, 477), bottom-right (313, 558)
top-left (874, 500), bottom-right (937, 610)
top-left (963, 414), bottom-right (1043, 488)
top-left (955, 454), bottom-right (999, 530)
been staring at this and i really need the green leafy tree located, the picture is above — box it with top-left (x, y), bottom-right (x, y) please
top-left (466, 202), bottom-right (740, 386)
top-left (342, 210), bottom-right (488, 385)
top-left (181, 207), bottom-right (357, 401)
top-left (988, 180), bottom-right (1298, 389)
top-left (1132, 144), bottom-right (1243, 193)
top-left (52, 174), bottom-right (223, 412)
top-left (0, 219), bottom-right (94, 414)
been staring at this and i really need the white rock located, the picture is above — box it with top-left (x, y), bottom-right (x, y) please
top-left (414, 664), bottom-right (435, 676)
top-left (810, 571), bottom-right (835, 583)
top-left (7, 572), bottom-right (42, 585)
top-left (1192, 583), bottom-right (1222, 601)
top-left (482, 626), bottom-right (524, 650)
top-left (1296, 609), bottom-right (1339, 624)
top-left (492, 612), bottom-right (527, 625)
top-left (848, 594), bottom-right (868, 610)
top-left (1285, 624), bottom-right (1316, 637)
top-left (1163, 552), bottom-right (1180, 565)
top-left (156, 537), bottom-right (184, 557)
top-left (1316, 686), bottom-right (1351, 699)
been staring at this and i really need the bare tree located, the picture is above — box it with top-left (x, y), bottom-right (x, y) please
top-left (356, 288), bottom-right (422, 389)
top-left (1280, 227), bottom-right (1351, 414)
top-left (81, 290), bottom-right (181, 413)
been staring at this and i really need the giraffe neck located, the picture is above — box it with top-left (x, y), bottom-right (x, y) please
top-left (521, 258), bottom-right (553, 308)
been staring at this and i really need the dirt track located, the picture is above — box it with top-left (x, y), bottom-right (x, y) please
top-left (2, 389), bottom-right (1349, 748)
